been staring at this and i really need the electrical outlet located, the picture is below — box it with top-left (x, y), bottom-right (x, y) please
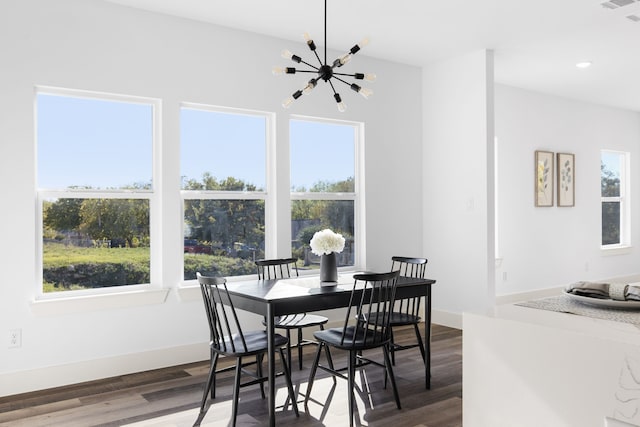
top-left (9, 329), bottom-right (21, 348)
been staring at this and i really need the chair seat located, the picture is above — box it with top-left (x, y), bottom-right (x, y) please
top-left (389, 311), bottom-right (421, 326)
top-left (362, 311), bottom-right (421, 326)
top-left (214, 330), bottom-right (288, 357)
top-left (314, 326), bottom-right (389, 350)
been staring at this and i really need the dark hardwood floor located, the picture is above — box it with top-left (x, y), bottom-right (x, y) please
top-left (0, 324), bottom-right (462, 427)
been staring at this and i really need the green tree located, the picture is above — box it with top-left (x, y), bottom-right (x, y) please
top-left (43, 198), bottom-right (82, 232)
top-left (183, 173), bottom-right (265, 254)
top-left (79, 199), bottom-right (149, 247)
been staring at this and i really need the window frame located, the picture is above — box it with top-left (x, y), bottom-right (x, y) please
top-left (179, 103), bottom-right (275, 283)
top-left (601, 149), bottom-right (630, 251)
top-left (289, 115), bottom-right (365, 272)
top-left (34, 86), bottom-right (162, 299)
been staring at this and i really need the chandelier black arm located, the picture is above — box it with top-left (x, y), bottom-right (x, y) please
top-left (299, 59), bottom-right (320, 70)
top-left (328, 79), bottom-right (339, 95)
top-left (312, 50), bottom-right (323, 67)
top-left (330, 75), bottom-right (354, 87)
top-left (290, 69), bottom-right (319, 74)
top-left (333, 72), bottom-right (365, 78)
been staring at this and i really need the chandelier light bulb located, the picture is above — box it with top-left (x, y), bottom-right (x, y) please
top-left (281, 49), bottom-right (293, 59)
top-left (282, 97), bottom-right (295, 108)
top-left (364, 73), bottom-right (377, 82)
top-left (337, 102), bottom-right (347, 112)
top-left (272, 66), bottom-right (286, 75)
top-left (303, 79), bottom-right (318, 95)
top-left (359, 37), bottom-right (370, 47)
top-left (359, 87), bottom-right (373, 99)
top-left (339, 53), bottom-right (352, 66)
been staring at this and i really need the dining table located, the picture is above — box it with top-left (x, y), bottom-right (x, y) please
top-left (223, 272), bottom-right (436, 426)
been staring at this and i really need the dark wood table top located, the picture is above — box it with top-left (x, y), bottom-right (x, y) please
top-left (224, 273), bottom-right (435, 317)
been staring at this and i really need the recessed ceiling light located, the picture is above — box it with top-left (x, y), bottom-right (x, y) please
top-left (576, 61), bottom-right (593, 69)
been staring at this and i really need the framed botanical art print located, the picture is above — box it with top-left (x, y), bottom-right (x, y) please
top-left (557, 152), bottom-right (575, 207)
top-left (535, 150), bottom-right (554, 207)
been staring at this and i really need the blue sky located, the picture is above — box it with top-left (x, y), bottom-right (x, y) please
top-left (37, 94), bottom-right (153, 189)
top-left (38, 93), bottom-right (355, 191)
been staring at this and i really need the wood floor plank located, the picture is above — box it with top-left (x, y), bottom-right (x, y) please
top-left (0, 324), bottom-right (461, 427)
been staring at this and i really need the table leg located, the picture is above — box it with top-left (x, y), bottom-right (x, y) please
top-left (425, 286), bottom-right (432, 389)
top-left (267, 304), bottom-right (276, 427)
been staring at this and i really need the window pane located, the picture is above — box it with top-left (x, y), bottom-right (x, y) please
top-left (42, 198), bottom-right (150, 292)
top-left (601, 152), bottom-right (621, 197)
top-left (37, 93), bottom-right (153, 190)
top-left (290, 120), bottom-right (355, 192)
top-left (291, 200), bottom-right (354, 269)
top-left (183, 199), bottom-right (265, 279)
top-left (602, 201), bottom-right (621, 245)
top-left (181, 108), bottom-right (266, 190)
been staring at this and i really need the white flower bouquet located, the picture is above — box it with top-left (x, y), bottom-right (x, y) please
top-left (309, 229), bottom-right (345, 256)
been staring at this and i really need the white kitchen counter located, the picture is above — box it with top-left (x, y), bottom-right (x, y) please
top-left (463, 301), bottom-right (640, 427)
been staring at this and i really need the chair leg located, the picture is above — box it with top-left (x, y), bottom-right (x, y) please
top-left (279, 348), bottom-right (299, 416)
top-left (382, 345), bottom-right (402, 410)
top-left (286, 329), bottom-right (292, 373)
top-left (297, 327), bottom-right (304, 370)
top-left (210, 351), bottom-right (219, 399)
top-left (256, 353), bottom-right (266, 399)
top-left (305, 342), bottom-right (324, 405)
top-left (194, 352), bottom-right (218, 426)
top-left (390, 328), bottom-right (396, 365)
top-left (348, 350), bottom-right (356, 427)
top-left (231, 356), bottom-right (243, 427)
top-left (414, 323), bottom-right (426, 362)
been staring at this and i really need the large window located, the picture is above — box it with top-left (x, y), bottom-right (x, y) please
top-left (181, 105), bottom-right (269, 280)
top-left (290, 118), bottom-right (360, 269)
top-left (601, 150), bottom-right (629, 247)
top-left (36, 88), bottom-right (159, 294)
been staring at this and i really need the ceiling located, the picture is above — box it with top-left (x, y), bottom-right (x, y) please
top-left (104, 0), bottom-right (640, 112)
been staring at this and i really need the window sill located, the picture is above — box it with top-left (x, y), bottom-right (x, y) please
top-left (600, 245), bottom-right (633, 256)
top-left (30, 288), bottom-right (170, 316)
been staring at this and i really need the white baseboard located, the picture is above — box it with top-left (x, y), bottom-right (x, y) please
top-left (432, 309), bottom-right (462, 329)
top-left (0, 342), bottom-right (209, 398)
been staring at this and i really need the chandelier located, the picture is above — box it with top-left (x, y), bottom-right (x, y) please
top-left (272, 0), bottom-right (376, 112)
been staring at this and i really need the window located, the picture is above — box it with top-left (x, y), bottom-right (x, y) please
top-left (181, 105), bottom-right (269, 280)
top-left (601, 150), bottom-right (629, 247)
top-left (290, 118), bottom-right (361, 269)
top-left (36, 88), bottom-right (159, 294)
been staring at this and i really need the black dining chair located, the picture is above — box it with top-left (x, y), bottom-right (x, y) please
top-left (304, 271), bottom-right (402, 427)
top-left (256, 258), bottom-right (329, 370)
top-left (387, 256), bottom-right (428, 365)
top-left (194, 272), bottom-right (298, 427)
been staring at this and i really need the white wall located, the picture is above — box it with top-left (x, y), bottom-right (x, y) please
top-left (0, 0), bottom-right (422, 395)
top-left (495, 84), bottom-right (640, 297)
top-left (422, 50), bottom-right (496, 327)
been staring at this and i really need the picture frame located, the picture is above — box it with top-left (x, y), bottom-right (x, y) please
top-left (535, 150), bottom-right (554, 207)
top-left (557, 152), bottom-right (575, 207)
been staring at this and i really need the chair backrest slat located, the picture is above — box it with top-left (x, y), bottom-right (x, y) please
top-left (255, 258), bottom-right (299, 280)
top-left (391, 256), bottom-right (428, 316)
top-left (341, 271), bottom-right (400, 348)
top-left (197, 272), bottom-right (248, 354)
